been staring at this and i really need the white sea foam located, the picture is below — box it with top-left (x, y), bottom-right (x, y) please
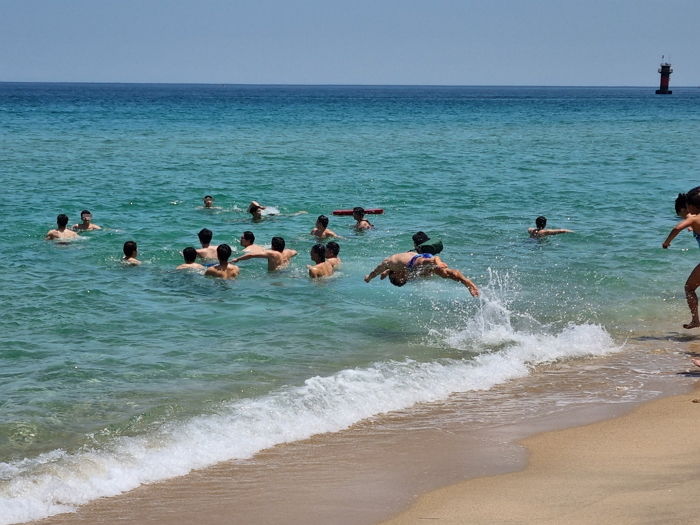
top-left (0, 287), bottom-right (619, 525)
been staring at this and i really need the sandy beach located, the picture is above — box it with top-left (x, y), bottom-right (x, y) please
top-left (383, 382), bottom-right (700, 525)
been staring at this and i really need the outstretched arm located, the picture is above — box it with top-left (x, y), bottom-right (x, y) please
top-left (233, 252), bottom-right (269, 263)
top-left (364, 259), bottom-right (392, 282)
top-left (541, 229), bottom-right (573, 236)
top-left (663, 218), bottom-right (693, 248)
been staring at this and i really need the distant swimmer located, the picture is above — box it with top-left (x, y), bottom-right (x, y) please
top-left (325, 241), bottom-right (342, 268)
top-left (45, 214), bottom-right (79, 241)
top-left (364, 252), bottom-right (479, 297)
top-left (204, 244), bottom-right (240, 279)
top-left (308, 243), bottom-right (335, 278)
top-left (176, 247), bottom-right (205, 271)
top-left (196, 228), bottom-right (219, 259)
top-left (240, 231), bottom-right (265, 254)
top-left (248, 201), bottom-right (267, 222)
top-left (72, 210), bottom-right (102, 231)
top-left (202, 195), bottom-right (215, 209)
top-left (122, 240), bottom-right (141, 265)
top-left (528, 216), bottom-right (573, 238)
top-left (232, 236), bottom-right (297, 271)
top-left (352, 207), bottom-right (374, 230)
top-left (662, 186), bottom-right (700, 329)
top-left (311, 215), bottom-right (341, 239)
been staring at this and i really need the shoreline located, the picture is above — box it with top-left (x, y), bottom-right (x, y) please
top-left (382, 381), bottom-right (700, 525)
top-left (30, 344), bottom-right (699, 525)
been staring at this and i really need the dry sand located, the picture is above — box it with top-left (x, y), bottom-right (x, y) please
top-left (382, 384), bottom-right (700, 525)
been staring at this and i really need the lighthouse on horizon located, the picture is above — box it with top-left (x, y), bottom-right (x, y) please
top-left (656, 58), bottom-right (673, 95)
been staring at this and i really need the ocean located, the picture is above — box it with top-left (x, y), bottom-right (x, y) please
top-left (1, 83), bottom-right (700, 524)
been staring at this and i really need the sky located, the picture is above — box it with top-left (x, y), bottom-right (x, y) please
top-left (1, 0), bottom-right (699, 86)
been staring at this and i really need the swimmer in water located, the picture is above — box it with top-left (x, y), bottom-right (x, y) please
top-left (204, 244), bottom-right (239, 279)
top-left (72, 210), bottom-right (101, 231)
top-left (176, 247), bottom-right (205, 271)
top-left (202, 195), bottom-right (215, 208)
top-left (364, 252), bottom-right (479, 297)
top-left (45, 214), bottom-right (79, 241)
top-left (240, 231), bottom-right (265, 254)
top-left (528, 216), bottom-right (573, 238)
top-left (248, 201), bottom-right (267, 221)
top-left (352, 207), bottom-right (374, 230)
top-left (308, 243), bottom-right (335, 278)
top-left (122, 241), bottom-right (141, 265)
top-left (232, 236), bottom-right (297, 271)
top-left (311, 215), bottom-right (341, 239)
top-left (196, 228), bottom-right (219, 260)
top-left (325, 241), bottom-right (341, 268)
top-left (662, 186), bottom-right (700, 329)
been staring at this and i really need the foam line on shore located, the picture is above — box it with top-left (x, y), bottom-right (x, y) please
top-left (0, 319), bottom-right (617, 524)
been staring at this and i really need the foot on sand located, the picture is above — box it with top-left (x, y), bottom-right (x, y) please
top-left (683, 320), bottom-right (700, 329)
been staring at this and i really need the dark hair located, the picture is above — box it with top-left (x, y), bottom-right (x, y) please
top-left (353, 207), bottom-right (365, 216)
top-left (412, 231), bottom-right (430, 246)
top-left (388, 271), bottom-right (407, 287)
top-left (687, 187), bottom-right (700, 210)
top-left (123, 240), bottom-right (137, 257)
top-left (311, 243), bottom-right (326, 262)
top-left (182, 246), bottom-right (197, 263)
top-left (204, 195), bottom-right (213, 199)
top-left (675, 193), bottom-right (687, 216)
top-left (271, 236), bottom-right (285, 252)
top-left (198, 228), bottom-right (213, 244)
top-left (80, 210), bottom-right (91, 217)
top-left (317, 215), bottom-right (329, 228)
top-left (217, 243), bottom-right (232, 261)
top-left (326, 241), bottom-right (340, 257)
top-left (56, 214), bottom-right (69, 227)
top-left (242, 231), bottom-right (255, 243)
top-left (535, 216), bottom-right (547, 229)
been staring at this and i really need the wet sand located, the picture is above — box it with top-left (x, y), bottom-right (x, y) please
top-left (383, 383), bottom-right (700, 525)
top-left (33, 344), bottom-right (699, 525)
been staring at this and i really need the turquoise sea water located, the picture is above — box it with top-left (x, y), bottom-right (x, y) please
top-left (1, 83), bottom-right (700, 523)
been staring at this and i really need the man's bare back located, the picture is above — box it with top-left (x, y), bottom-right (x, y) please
top-left (45, 228), bottom-right (79, 241)
top-left (196, 245), bottom-right (219, 259)
top-left (204, 262), bottom-right (239, 279)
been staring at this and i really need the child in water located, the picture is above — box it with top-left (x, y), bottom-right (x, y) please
top-left (662, 187), bottom-right (700, 329)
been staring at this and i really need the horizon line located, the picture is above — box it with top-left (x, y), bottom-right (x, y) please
top-left (1, 81), bottom-right (697, 89)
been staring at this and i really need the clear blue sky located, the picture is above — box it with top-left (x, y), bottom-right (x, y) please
top-left (1, 0), bottom-right (698, 86)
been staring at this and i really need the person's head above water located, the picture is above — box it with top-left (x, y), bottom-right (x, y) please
top-left (326, 241), bottom-right (340, 258)
top-left (216, 243), bottom-right (232, 262)
top-left (123, 240), bottom-right (137, 258)
top-left (310, 243), bottom-right (326, 262)
top-left (352, 207), bottom-right (365, 220)
top-left (316, 215), bottom-right (329, 228)
top-left (203, 195), bottom-right (214, 208)
top-left (675, 193), bottom-right (688, 217)
top-left (198, 228), bottom-right (213, 245)
top-left (80, 210), bottom-right (92, 221)
top-left (56, 214), bottom-right (69, 228)
top-left (240, 231), bottom-right (255, 246)
top-left (248, 201), bottom-right (264, 218)
top-left (271, 236), bottom-right (285, 252)
top-left (388, 271), bottom-right (408, 287)
top-left (535, 216), bottom-right (547, 230)
top-left (182, 246), bottom-right (198, 263)
top-left (686, 187), bottom-right (700, 213)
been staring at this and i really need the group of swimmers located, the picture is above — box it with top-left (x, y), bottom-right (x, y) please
top-left (44, 199), bottom-right (492, 293)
